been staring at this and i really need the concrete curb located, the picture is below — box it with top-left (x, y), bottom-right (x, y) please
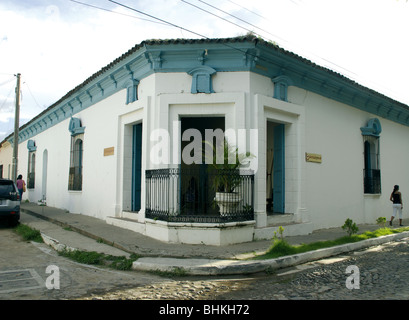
top-left (21, 206), bottom-right (409, 275)
top-left (132, 231), bottom-right (409, 275)
top-left (21, 208), bottom-right (135, 255)
top-left (41, 233), bottom-right (77, 253)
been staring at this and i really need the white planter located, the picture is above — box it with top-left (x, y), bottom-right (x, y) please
top-left (215, 192), bottom-right (241, 216)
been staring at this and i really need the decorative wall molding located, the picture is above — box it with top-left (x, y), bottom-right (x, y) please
top-left (272, 75), bottom-right (293, 101)
top-left (188, 65), bottom-right (216, 94)
top-left (27, 139), bottom-right (37, 152)
top-left (8, 37), bottom-right (409, 145)
top-left (69, 117), bottom-right (85, 136)
top-left (360, 118), bottom-right (382, 137)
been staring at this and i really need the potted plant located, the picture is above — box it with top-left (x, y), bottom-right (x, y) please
top-left (205, 139), bottom-right (254, 215)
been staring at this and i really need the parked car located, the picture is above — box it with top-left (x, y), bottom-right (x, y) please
top-left (0, 179), bottom-right (20, 226)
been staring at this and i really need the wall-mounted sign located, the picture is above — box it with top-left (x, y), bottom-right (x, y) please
top-left (104, 147), bottom-right (114, 157)
top-left (305, 152), bottom-right (322, 163)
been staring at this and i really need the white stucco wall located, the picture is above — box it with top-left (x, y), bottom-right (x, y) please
top-left (0, 141), bottom-right (13, 180)
top-left (2, 68), bottom-right (409, 238)
top-left (290, 86), bottom-right (409, 229)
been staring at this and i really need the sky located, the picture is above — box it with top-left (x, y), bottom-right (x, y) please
top-left (0, 0), bottom-right (408, 142)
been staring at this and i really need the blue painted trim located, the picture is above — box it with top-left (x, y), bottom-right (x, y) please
top-left (124, 79), bottom-right (139, 104)
top-left (272, 75), bottom-right (292, 102)
top-left (9, 38), bottom-right (409, 146)
top-left (188, 65), bottom-right (216, 94)
top-left (69, 117), bottom-right (85, 136)
top-left (360, 118), bottom-right (382, 137)
top-left (132, 123), bottom-right (142, 211)
top-left (27, 140), bottom-right (37, 152)
top-left (273, 124), bottom-right (285, 213)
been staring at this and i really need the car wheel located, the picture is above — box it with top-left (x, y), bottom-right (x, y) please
top-left (9, 217), bottom-right (19, 227)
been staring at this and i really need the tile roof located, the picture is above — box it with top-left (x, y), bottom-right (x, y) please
top-left (2, 35), bottom-right (408, 146)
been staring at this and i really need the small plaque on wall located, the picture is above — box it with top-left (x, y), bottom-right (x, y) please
top-left (305, 152), bottom-right (322, 163)
top-left (104, 147), bottom-right (114, 157)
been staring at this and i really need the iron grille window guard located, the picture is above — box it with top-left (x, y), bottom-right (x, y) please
top-left (68, 166), bottom-right (83, 191)
top-left (145, 167), bottom-right (254, 223)
top-left (363, 169), bottom-right (381, 194)
top-left (27, 172), bottom-right (35, 189)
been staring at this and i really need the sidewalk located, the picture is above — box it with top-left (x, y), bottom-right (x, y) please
top-left (20, 202), bottom-right (409, 275)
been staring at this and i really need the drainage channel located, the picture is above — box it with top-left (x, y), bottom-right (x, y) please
top-left (0, 269), bottom-right (45, 294)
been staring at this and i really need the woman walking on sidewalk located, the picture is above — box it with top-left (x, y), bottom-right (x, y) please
top-left (390, 185), bottom-right (403, 226)
top-left (16, 174), bottom-right (26, 201)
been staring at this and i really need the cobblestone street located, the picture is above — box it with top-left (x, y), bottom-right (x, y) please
top-left (81, 237), bottom-right (409, 300)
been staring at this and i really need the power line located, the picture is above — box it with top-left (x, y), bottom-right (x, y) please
top-left (192, 0), bottom-right (362, 82)
top-left (108, 0), bottom-right (209, 39)
top-left (0, 85), bottom-right (14, 111)
top-left (23, 82), bottom-right (44, 110)
top-left (226, 0), bottom-right (268, 21)
top-left (0, 77), bottom-right (15, 87)
top-left (67, 0), bottom-right (169, 26)
top-left (181, 0), bottom-right (256, 36)
top-left (107, 0), bottom-right (268, 62)
top-left (84, 0), bottom-right (404, 104)
top-left (186, 0), bottom-right (285, 41)
top-left (107, 0), bottom-right (356, 76)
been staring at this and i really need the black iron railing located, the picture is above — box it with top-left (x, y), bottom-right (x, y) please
top-left (68, 166), bottom-right (82, 191)
top-left (145, 167), bottom-right (254, 223)
top-left (27, 172), bottom-right (35, 189)
top-left (364, 169), bottom-right (381, 194)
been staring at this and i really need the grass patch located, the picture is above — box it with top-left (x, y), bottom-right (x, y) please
top-left (255, 226), bottom-right (409, 260)
top-left (58, 249), bottom-right (139, 271)
top-left (149, 267), bottom-right (188, 278)
top-left (14, 224), bottom-right (44, 243)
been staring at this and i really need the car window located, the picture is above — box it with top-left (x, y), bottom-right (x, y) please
top-left (0, 182), bottom-right (14, 197)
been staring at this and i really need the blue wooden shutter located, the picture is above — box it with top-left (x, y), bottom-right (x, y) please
top-left (132, 124), bottom-right (142, 211)
top-left (273, 124), bottom-right (285, 213)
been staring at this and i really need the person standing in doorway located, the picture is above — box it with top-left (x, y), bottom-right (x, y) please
top-left (16, 174), bottom-right (26, 201)
top-left (390, 185), bottom-right (403, 226)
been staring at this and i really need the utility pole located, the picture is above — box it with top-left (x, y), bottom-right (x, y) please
top-left (12, 73), bottom-right (21, 182)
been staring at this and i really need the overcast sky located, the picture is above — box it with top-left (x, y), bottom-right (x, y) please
top-left (1, 0), bottom-right (408, 141)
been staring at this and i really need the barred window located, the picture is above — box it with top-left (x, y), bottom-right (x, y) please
top-left (27, 152), bottom-right (36, 189)
top-left (361, 118), bottom-right (382, 195)
top-left (68, 135), bottom-right (83, 191)
top-left (363, 135), bottom-right (381, 194)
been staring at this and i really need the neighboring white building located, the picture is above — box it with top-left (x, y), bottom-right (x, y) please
top-left (1, 35), bottom-right (409, 245)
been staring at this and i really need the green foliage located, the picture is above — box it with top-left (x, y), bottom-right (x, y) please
top-left (266, 226), bottom-right (296, 258)
top-left (14, 224), bottom-right (43, 243)
top-left (205, 139), bottom-right (254, 193)
top-left (376, 217), bottom-right (387, 228)
top-left (150, 267), bottom-right (188, 277)
top-left (277, 226), bottom-right (285, 239)
top-left (242, 204), bottom-right (253, 214)
top-left (267, 239), bottom-right (297, 258)
top-left (58, 249), bottom-right (139, 271)
top-left (342, 218), bottom-right (359, 236)
top-left (255, 225), bottom-right (409, 260)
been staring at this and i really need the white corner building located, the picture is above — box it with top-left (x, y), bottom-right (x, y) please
top-left (0, 36), bottom-right (407, 245)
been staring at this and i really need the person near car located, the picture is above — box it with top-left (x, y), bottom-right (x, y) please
top-left (16, 175), bottom-right (26, 201)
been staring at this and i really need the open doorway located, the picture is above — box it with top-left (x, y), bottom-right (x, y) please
top-left (180, 116), bottom-right (225, 216)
